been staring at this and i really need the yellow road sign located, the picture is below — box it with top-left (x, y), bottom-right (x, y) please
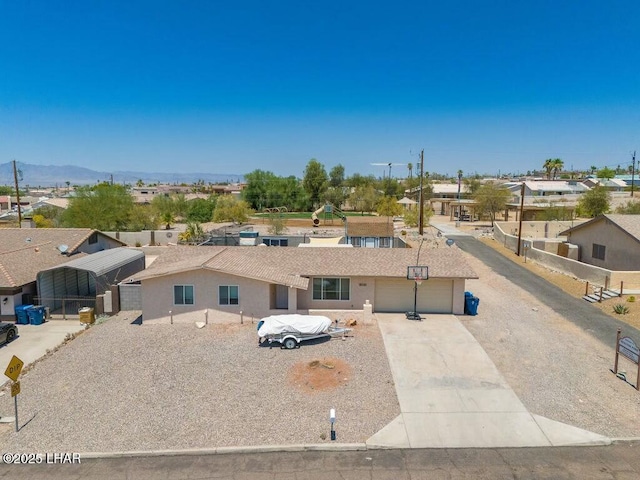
top-left (4, 355), bottom-right (24, 382)
top-left (11, 381), bottom-right (20, 397)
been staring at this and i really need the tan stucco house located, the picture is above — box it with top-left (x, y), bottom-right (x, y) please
top-left (560, 214), bottom-right (640, 270)
top-left (133, 245), bottom-right (478, 323)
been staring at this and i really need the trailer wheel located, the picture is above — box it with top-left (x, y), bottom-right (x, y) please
top-left (283, 338), bottom-right (298, 349)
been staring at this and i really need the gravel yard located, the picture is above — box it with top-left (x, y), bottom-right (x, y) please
top-left (0, 314), bottom-right (399, 453)
top-left (460, 251), bottom-right (640, 438)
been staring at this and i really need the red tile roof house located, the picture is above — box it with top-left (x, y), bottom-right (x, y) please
top-left (133, 245), bottom-right (478, 324)
top-left (0, 228), bottom-right (126, 321)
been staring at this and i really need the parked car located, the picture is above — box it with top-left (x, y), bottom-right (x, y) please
top-left (0, 322), bottom-right (18, 346)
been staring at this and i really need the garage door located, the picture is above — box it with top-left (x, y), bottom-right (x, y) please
top-left (374, 278), bottom-right (453, 313)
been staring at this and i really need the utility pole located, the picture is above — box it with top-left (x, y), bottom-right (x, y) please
top-left (631, 151), bottom-right (636, 198)
top-left (418, 150), bottom-right (425, 235)
top-left (12, 160), bottom-right (22, 226)
top-left (516, 182), bottom-right (525, 256)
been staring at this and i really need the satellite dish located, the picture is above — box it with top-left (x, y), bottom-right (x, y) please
top-left (57, 244), bottom-right (69, 253)
top-left (446, 239), bottom-right (455, 247)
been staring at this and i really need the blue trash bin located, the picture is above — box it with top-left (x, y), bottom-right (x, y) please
top-left (27, 306), bottom-right (46, 325)
top-left (14, 304), bottom-right (33, 325)
top-left (464, 295), bottom-right (480, 316)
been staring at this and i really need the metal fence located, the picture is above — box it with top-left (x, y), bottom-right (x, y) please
top-left (34, 296), bottom-right (97, 320)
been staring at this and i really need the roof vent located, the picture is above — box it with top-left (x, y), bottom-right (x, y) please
top-left (57, 244), bottom-right (69, 254)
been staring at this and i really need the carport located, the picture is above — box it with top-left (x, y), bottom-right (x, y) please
top-left (36, 248), bottom-right (145, 312)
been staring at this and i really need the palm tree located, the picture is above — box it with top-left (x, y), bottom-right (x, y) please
top-left (407, 163), bottom-right (413, 181)
top-left (543, 159), bottom-right (554, 179)
top-left (590, 165), bottom-right (597, 175)
top-left (551, 158), bottom-right (564, 179)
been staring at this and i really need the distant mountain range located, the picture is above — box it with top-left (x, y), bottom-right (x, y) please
top-left (0, 162), bottom-right (244, 186)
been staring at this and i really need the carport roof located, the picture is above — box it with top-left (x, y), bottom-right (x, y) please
top-left (133, 245), bottom-right (478, 288)
top-left (38, 247), bottom-right (145, 278)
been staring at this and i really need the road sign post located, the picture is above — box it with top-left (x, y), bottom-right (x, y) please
top-left (5, 355), bottom-right (24, 433)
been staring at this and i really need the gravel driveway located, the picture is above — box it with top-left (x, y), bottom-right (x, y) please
top-left (460, 251), bottom-right (640, 438)
top-left (0, 314), bottom-right (398, 453)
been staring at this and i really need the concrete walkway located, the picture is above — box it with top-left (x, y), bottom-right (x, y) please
top-left (367, 314), bottom-right (611, 448)
top-left (0, 320), bottom-right (87, 386)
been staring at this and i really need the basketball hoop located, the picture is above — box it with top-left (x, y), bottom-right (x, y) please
top-left (415, 276), bottom-right (423, 286)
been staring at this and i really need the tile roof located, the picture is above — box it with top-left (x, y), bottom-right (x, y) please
top-left (0, 228), bottom-right (122, 288)
top-left (345, 216), bottom-right (394, 237)
top-left (133, 245), bottom-right (478, 288)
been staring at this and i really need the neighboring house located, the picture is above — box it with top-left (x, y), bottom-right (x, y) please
top-left (582, 178), bottom-right (628, 191)
top-left (344, 216), bottom-right (396, 248)
top-left (560, 214), bottom-right (640, 270)
top-left (133, 245), bottom-right (478, 323)
top-left (0, 228), bottom-right (126, 321)
top-left (505, 180), bottom-right (588, 198)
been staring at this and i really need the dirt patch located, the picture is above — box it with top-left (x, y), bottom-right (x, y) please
top-left (287, 357), bottom-right (351, 394)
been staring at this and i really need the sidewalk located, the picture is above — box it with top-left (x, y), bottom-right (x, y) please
top-left (367, 314), bottom-right (611, 448)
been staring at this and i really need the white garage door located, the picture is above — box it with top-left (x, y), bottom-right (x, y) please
top-left (374, 278), bottom-right (453, 313)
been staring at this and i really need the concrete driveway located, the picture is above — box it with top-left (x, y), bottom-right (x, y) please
top-left (367, 314), bottom-right (610, 448)
top-left (0, 320), bottom-right (87, 386)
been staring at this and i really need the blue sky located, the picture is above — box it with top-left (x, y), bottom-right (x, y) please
top-left (1, 1), bottom-right (639, 179)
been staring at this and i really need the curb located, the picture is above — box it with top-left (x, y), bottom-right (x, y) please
top-left (79, 443), bottom-right (369, 459)
top-left (611, 438), bottom-right (640, 444)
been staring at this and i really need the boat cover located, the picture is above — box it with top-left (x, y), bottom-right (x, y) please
top-left (257, 314), bottom-right (332, 337)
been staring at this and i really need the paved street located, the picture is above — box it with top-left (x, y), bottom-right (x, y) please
top-left (449, 234), bottom-right (640, 341)
top-left (1, 443), bottom-right (639, 479)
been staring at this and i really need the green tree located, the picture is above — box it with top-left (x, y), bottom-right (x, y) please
top-left (323, 187), bottom-right (347, 209)
top-left (473, 181), bottom-right (511, 226)
top-left (463, 178), bottom-right (481, 196)
top-left (376, 196), bottom-right (403, 217)
top-left (302, 159), bottom-right (329, 208)
top-left (128, 204), bottom-right (158, 231)
top-left (242, 170), bottom-right (275, 210)
top-left (32, 214), bottom-right (54, 228)
top-left (329, 164), bottom-right (345, 188)
top-left (243, 170), bottom-right (306, 211)
top-left (151, 194), bottom-right (175, 221)
top-left (403, 206), bottom-right (433, 228)
top-left (616, 200), bottom-right (640, 214)
top-left (597, 167), bottom-right (616, 180)
top-left (348, 184), bottom-right (379, 214)
top-left (552, 159), bottom-right (564, 179)
top-left (267, 212), bottom-right (287, 235)
top-left (543, 159), bottom-right (554, 179)
top-left (61, 183), bottom-right (134, 231)
top-left (213, 196), bottom-right (253, 224)
top-left (542, 205), bottom-right (573, 221)
top-left (179, 222), bottom-right (205, 243)
top-left (577, 186), bottom-right (610, 217)
top-left (186, 197), bottom-right (217, 222)
top-left (31, 205), bottom-right (63, 227)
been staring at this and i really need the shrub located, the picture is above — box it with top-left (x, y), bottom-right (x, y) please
top-left (613, 304), bottom-right (630, 315)
top-left (628, 296), bottom-right (636, 303)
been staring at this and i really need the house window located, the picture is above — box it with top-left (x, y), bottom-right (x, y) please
top-left (219, 285), bottom-right (239, 305)
top-left (350, 237), bottom-right (361, 247)
top-left (379, 237), bottom-right (391, 248)
top-left (264, 238), bottom-right (288, 247)
top-left (173, 285), bottom-right (194, 305)
top-left (88, 232), bottom-right (98, 244)
top-left (312, 278), bottom-right (350, 301)
top-left (592, 243), bottom-right (606, 261)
